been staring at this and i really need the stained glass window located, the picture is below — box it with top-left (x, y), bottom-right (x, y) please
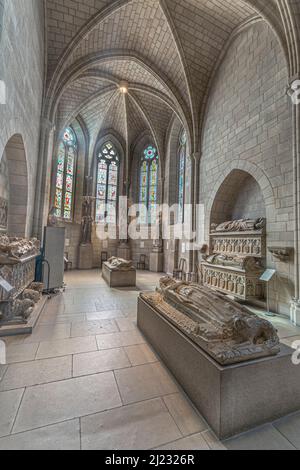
top-left (139, 145), bottom-right (159, 224)
top-left (178, 130), bottom-right (187, 223)
top-left (54, 127), bottom-right (77, 220)
top-left (95, 142), bottom-right (119, 224)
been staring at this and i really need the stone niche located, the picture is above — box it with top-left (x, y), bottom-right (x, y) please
top-left (202, 170), bottom-right (267, 303)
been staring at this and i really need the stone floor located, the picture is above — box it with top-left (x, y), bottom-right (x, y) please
top-left (0, 270), bottom-right (300, 450)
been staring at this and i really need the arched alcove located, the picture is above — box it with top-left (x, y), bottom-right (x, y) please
top-left (1, 134), bottom-right (28, 237)
top-left (210, 170), bottom-right (266, 227)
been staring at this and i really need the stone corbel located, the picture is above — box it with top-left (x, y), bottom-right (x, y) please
top-left (268, 247), bottom-right (293, 262)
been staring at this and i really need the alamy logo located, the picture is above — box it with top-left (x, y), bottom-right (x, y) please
top-left (0, 340), bottom-right (6, 365)
top-left (0, 80), bottom-right (5, 104)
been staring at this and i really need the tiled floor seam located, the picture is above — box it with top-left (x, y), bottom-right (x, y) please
top-left (270, 423), bottom-right (298, 450)
top-left (10, 388), bottom-right (26, 435)
top-left (8, 394), bottom-right (192, 438)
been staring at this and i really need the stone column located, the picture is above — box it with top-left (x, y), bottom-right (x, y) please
top-left (186, 152), bottom-right (201, 282)
top-left (289, 78), bottom-right (300, 324)
top-left (150, 176), bottom-right (164, 273)
top-left (32, 118), bottom-right (56, 240)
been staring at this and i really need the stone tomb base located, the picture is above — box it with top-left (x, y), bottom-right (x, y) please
top-left (102, 262), bottom-right (136, 288)
top-left (137, 297), bottom-right (300, 440)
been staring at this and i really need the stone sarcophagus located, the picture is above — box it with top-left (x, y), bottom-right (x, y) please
top-left (0, 236), bottom-right (41, 326)
top-left (201, 218), bottom-right (266, 302)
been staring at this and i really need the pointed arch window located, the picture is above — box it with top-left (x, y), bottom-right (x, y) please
top-left (178, 130), bottom-right (187, 223)
top-left (95, 141), bottom-right (119, 224)
top-left (139, 145), bottom-right (159, 224)
top-left (54, 127), bottom-right (77, 220)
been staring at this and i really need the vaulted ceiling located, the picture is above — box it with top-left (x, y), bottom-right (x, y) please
top-left (45, 0), bottom-right (297, 160)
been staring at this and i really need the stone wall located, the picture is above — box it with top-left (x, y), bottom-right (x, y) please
top-left (200, 21), bottom-right (293, 316)
top-left (0, 0), bottom-right (44, 236)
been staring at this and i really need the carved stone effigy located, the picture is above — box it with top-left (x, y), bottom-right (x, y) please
top-left (0, 236), bottom-right (41, 325)
top-left (141, 277), bottom-right (280, 366)
top-left (106, 257), bottom-right (135, 272)
top-left (0, 198), bottom-right (8, 231)
top-left (201, 218), bottom-right (266, 301)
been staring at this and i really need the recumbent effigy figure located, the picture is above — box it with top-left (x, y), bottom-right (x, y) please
top-left (211, 218), bottom-right (265, 233)
top-left (107, 257), bottom-right (135, 271)
top-left (141, 277), bottom-right (280, 365)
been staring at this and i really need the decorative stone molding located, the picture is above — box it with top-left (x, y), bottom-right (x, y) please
top-left (268, 247), bottom-right (293, 262)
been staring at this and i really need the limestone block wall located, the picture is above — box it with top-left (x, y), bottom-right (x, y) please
top-left (0, 0), bottom-right (44, 236)
top-left (0, 0), bottom-right (4, 43)
top-left (200, 21), bottom-right (293, 316)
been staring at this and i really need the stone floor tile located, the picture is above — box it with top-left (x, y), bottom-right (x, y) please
top-left (38, 313), bottom-right (87, 325)
top-left (115, 362), bottom-right (179, 405)
top-left (156, 433), bottom-right (210, 450)
top-left (224, 424), bottom-right (296, 450)
top-left (273, 411), bottom-right (300, 449)
top-left (73, 348), bottom-right (130, 377)
top-left (0, 419), bottom-right (80, 450)
top-left (124, 344), bottom-right (158, 366)
top-left (81, 398), bottom-right (181, 450)
top-left (13, 372), bottom-right (121, 433)
top-left (36, 336), bottom-right (97, 360)
top-left (86, 310), bottom-right (124, 321)
top-left (116, 318), bottom-right (137, 332)
top-left (96, 330), bottom-right (145, 350)
top-left (71, 320), bottom-right (119, 338)
top-left (6, 343), bottom-right (39, 364)
top-left (0, 389), bottom-right (24, 437)
top-left (22, 323), bottom-right (71, 344)
top-left (163, 393), bottom-right (208, 436)
top-left (0, 356), bottom-right (72, 391)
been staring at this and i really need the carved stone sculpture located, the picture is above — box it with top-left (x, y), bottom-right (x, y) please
top-left (211, 218), bottom-right (266, 233)
top-left (203, 254), bottom-right (262, 271)
top-left (0, 236), bottom-right (40, 264)
top-left (141, 277), bottom-right (280, 365)
top-left (47, 207), bottom-right (58, 227)
top-left (80, 197), bottom-right (93, 245)
top-left (0, 197), bottom-right (8, 230)
top-left (23, 289), bottom-right (41, 304)
top-left (106, 257), bottom-right (135, 271)
top-left (29, 282), bottom-right (44, 294)
top-left (11, 298), bottom-right (35, 321)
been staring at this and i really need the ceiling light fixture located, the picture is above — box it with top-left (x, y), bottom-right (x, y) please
top-left (119, 81), bottom-right (129, 94)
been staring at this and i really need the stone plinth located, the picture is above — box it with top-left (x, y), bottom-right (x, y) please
top-left (137, 297), bottom-right (300, 440)
top-left (78, 244), bottom-right (93, 270)
top-left (102, 262), bottom-right (136, 288)
top-left (149, 252), bottom-right (164, 273)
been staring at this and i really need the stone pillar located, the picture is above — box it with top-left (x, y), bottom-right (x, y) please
top-left (186, 152), bottom-right (201, 282)
top-left (33, 118), bottom-right (56, 240)
top-left (289, 79), bottom-right (300, 324)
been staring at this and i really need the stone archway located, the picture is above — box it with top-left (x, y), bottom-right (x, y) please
top-left (1, 134), bottom-right (28, 237)
top-left (205, 160), bottom-right (276, 236)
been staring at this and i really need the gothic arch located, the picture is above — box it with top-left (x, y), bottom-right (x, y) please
top-left (205, 160), bottom-right (276, 236)
top-left (1, 134), bottom-right (28, 237)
